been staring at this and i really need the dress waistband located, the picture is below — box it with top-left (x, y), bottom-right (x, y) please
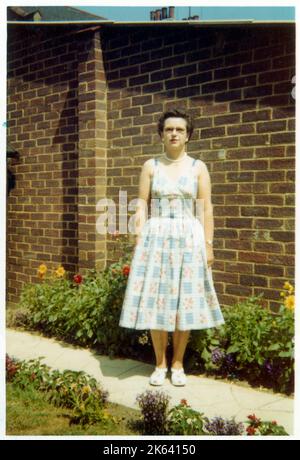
top-left (150, 196), bottom-right (195, 218)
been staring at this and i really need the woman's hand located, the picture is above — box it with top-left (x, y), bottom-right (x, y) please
top-left (206, 244), bottom-right (214, 267)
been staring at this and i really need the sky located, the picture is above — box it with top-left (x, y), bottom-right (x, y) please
top-left (77, 6), bottom-right (295, 22)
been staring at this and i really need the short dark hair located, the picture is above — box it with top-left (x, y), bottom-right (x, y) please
top-left (157, 109), bottom-right (194, 141)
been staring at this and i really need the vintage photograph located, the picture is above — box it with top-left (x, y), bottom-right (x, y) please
top-left (5, 4), bottom-right (295, 438)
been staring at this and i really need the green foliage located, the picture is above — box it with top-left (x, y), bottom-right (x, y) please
top-left (20, 276), bottom-right (76, 337)
top-left (19, 259), bottom-right (145, 357)
top-left (166, 401), bottom-right (208, 435)
top-left (246, 414), bottom-right (288, 436)
top-left (135, 391), bottom-right (289, 436)
top-left (189, 294), bottom-right (294, 394)
top-left (7, 355), bottom-right (109, 426)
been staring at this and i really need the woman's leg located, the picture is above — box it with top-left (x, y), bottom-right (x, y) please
top-left (150, 330), bottom-right (168, 368)
top-left (171, 330), bottom-right (190, 369)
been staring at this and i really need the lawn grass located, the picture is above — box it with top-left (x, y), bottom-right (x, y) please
top-left (6, 383), bottom-right (142, 436)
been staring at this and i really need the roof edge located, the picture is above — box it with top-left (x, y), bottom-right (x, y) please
top-left (7, 19), bottom-right (295, 26)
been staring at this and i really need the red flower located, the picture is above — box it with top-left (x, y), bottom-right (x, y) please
top-left (247, 414), bottom-right (261, 428)
top-left (73, 274), bottom-right (83, 284)
top-left (180, 399), bottom-right (188, 406)
top-left (272, 421), bottom-right (277, 425)
top-left (111, 230), bottom-right (120, 239)
top-left (246, 426), bottom-right (256, 436)
top-left (122, 265), bottom-right (130, 276)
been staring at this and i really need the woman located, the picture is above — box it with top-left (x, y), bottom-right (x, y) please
top-left (119, 109), bottom-right (224, 386)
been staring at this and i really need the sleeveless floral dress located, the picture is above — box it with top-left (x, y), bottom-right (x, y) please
top-left (119, 157), bottom-right (225, 331)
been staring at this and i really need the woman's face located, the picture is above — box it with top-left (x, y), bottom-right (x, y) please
top-left (161, 117), bottom-right (189, 153)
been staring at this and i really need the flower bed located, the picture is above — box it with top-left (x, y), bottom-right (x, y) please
top-left (187, 283), bottom-right (294, 395)
top-left (13, 236), bottom-right (294, 396)
top-left (6, 356), bottom-right (288, 436)
top-left (6, 355), bottom-right (109, 426)
top-left (135, 390), bottom-right (288, 436)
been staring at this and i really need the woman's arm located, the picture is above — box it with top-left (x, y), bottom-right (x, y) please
top-left (196, 161), bottom-right (215, 266)
top-left (134, 160), bottom-right (152, 241)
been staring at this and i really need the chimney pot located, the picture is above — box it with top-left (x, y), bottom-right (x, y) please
top-left (169, 6), bottom-right (175, 19)
top-left (162, 7), bottom-right (167, 19)
top-left (150, 10), bottom-right (155, 21)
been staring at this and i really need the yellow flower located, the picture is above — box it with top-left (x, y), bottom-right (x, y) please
top-left (283, 281), bottom-right (293, 292)
top-left (284, 295), bottom-right (295, 311)
top-left (37, 264), bottom-right (47, 278)
top-left (102, 409), bottom-right (110, 420)
top-left (82, 385), bottom-right (91, 394)
top-left (55, 265), bottom-right (65, 278)
top-left (280, 291), bottom-right (285, 297)
top-left (138, 332), bottom-right (149, 345)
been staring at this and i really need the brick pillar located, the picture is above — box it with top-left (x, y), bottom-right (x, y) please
top-left (77, 30), bottom-right (107, 272)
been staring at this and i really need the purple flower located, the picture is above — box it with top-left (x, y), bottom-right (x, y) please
top-left (223, 353), bottom-right (235, 370)
top-left (136, 390), bottom-right (170, 435)
top-left (206, 416), bottom-right (244, 435)
top-left (211, 348), bottom-right (225, 365)
top-left (264, 360), bottom-right (273, 375)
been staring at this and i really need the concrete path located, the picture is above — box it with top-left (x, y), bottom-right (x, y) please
top-left (6, 328), bottom-right (294, 435)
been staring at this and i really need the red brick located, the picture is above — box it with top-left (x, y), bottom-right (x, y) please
top-left (214, 66), bottom-right (241, 79)
top-left (240, 159), bottom-right (268, 170)
top-left (270, 132), bottom-right (295, 145)
top-left (255, 265), bottom-right (284, 277)
top-left (226, 284), bottom-right (252, 296)
top-left (270, 158), bottom-right (295, 169)
top-left (201, 127), bottom-right (225, 139)
top-left (214, 114), bottom-right (240, 126)
top-left (240, 135), bottom-right (269, 147)
top-left (226, 218), bottom-right (253, 228)
top-left (240, 275), bottom-right (268, 287)
top-left (228, 124), bottom-right (255, 135)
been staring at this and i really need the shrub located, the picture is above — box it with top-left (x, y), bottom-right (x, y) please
top-left (6, 355), bottom-right (20, 382)
top-left (246, 414), bottom-right (288, 436)
top-left (205, 416), bottom-right (244, 435)
top-left (136, 390), bottom-right (170, 435)
top-left (189, 284), bottom-right (294, 394)
top-left (6, 355), bottom-right (109, 426)
top-left (166, 399), bottom-right (208, 435)
top-left (19, 254), bottom-right (147, 358)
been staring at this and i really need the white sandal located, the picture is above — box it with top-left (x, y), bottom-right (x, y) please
top-left (149, 367), bottom-right (168, 386)
top-left (171, 368), bottom-right (186, 386)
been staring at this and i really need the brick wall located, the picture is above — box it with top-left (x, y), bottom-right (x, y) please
top-left (102, 25), bottom-right (295, 310)
top-left (7, 24), bottom-right (295, 311)
top-left (7, 26), bottom-right (107, 305)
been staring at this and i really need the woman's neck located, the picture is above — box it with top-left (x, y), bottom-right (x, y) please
top-left (164, 150), bottom-right (187, 162)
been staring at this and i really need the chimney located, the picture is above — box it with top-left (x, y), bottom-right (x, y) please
top-left (162, 7), bottom-right (167, 19)
top-left (169, 6), bottom-right (175, 19)
top-left (150, 10), bottom-right (155, 21)
top-left (155, 9), bottom-right (161, 20)
top-left (193, 15), bottom-right (199, 20)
